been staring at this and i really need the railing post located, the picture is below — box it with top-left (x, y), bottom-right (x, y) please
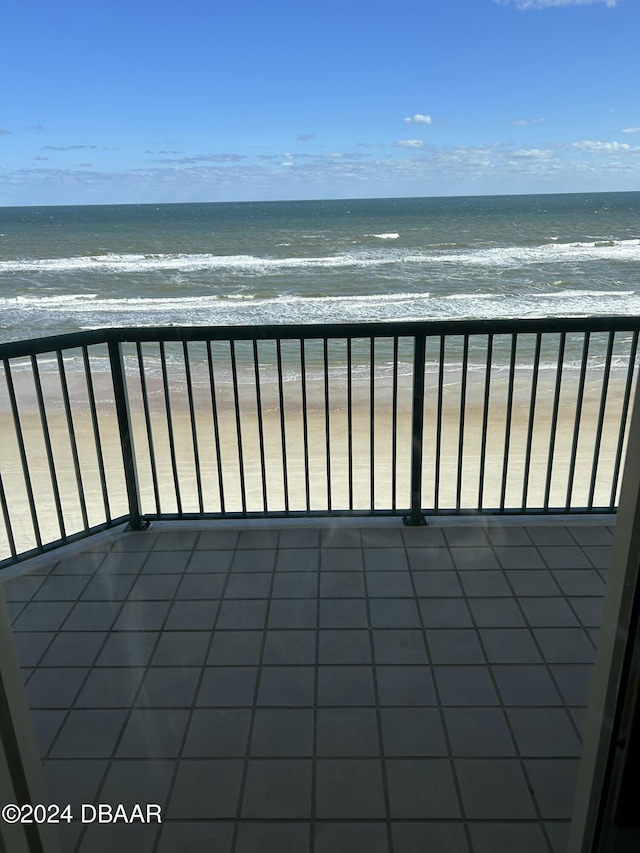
top-left (404, 333), bottom-right (427, 526)
top-left (108, 340), bottom-right (146, 530)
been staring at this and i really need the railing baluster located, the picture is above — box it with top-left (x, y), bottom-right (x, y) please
top-left (588, 332), bottom-right (615, 509)
top-left (544, 332), bottom-right (566, 511)
top-left (392, 336), bottom-right (399, 512)
top-left (370, 337), bottom-right (375, 512)
top-left (276, 339), bottom-right (289, 513)
top-left (347, 338), bottom-right (353, 511)
top-left (500, 334), bottom-right (518, 511)
top-left (57, 351), bottom-right (89, 530)
top-left (206, 342), bottom-right (226, 515)
top-left (107, 340), bottom-right (144, 530)
top-left (478, 334), bottom-right (493, 510)
top-left (184, 342), bottom-right (204, 514)
top-left (521, 333), bottom-right (541, 510)
top-left (32, 354), bottom-right (66, 539)
top-left (300, 339), bottom-right (311, 512)
top-left (405, 332), bottom-right (427, 525)
top-left (610, 331), bottom-right (639, 508)
top-left (0, 473), bottom-right (17, 559)
top-left (565, 332), bottom-right (591, 510)
top-left (456, 335), bottom-right (469, 511)
top-left (253, 340), bottom-right (268, 513)
top-left (136, 343), bottom-right (161, 515)
top-left (230, 340), bottom-right (247, 515)
top-left (83, 346), bottom-right (111, 522)
top-left (159, 341), bottom-right (182, 515)
top-left (3, 358), bottom-right (42, 549)
top-left (323, 338), bottom-right (332, 512)
top-left (434, 336), bottom-right (445, 511)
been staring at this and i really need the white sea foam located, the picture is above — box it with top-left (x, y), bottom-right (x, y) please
top-left (365, 233), bottom-right (400, 239)
top-left (2, 237), bottom-right (640, 276)
top-left (3, 287), bottom-right (640, 328)
top-left (545, 289), bottom-right (635, 298)
top-left (443, 293), bottom-right (496, 300)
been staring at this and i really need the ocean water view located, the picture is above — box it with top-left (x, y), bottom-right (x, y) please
top-left (1, 192), bottom-right (640, 344)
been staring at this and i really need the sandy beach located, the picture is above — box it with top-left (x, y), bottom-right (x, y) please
top-left (0, 350), bottom-right (634, 561)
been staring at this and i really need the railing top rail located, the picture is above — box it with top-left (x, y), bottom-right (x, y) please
top-left (2, 315), bottom-right (640, 359)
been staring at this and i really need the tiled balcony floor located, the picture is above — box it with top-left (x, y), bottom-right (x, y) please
top-left (1, 519), bottom-right (613, 853)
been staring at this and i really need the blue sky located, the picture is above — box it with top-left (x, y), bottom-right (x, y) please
top-left (1, 0), bottom-right (638, 205)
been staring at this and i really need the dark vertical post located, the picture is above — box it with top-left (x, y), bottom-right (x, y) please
top-left (370, 336), bottom-right (375, 512)
top-left (83, 345), bottom-right (112, 522)
top-left (31, 354), bottom-right (66, 539)
top-left (160, 342), bottom-right (182, 514)
top-left (0, 473), bottom-right (16, 560)
top-left (404, 332), bottom-right (427, 526)
top-left (253, 340), bottom-right (268, 513)
top-left (434, 336), bottom-right (445, 510)
top-left (347, 338), bottom-right (353, 511)
top-left (108, 339), bottom-right (145, 530)
top-left (323, 338), bottom-right (332, 512)
top-left (565, 332), bottom-right (591, 510)
top-left (3, 359), bottom-right (42, 549)
top-left (478, 334), bottom-right (494, 510)
top-left (206, 342), bottom-right (226, 514)
top-left (276, 339), bottom-right (290, 513)
top-left (610, 331), bottom-right (639, 509)
top-left (456, 335), bottom-right (469, 511)
top-left (391, 336), bottom-right (399, 512)
top-left (136, 343), bottom-right (161, 515)
top-left (57, 350), bottom-right (89, 530)
top-left (521, 333), bottom-right (541, 510)
top-left (588, 332), bottom-right (615, 509)
top-left (499, 333), bottom-right (518, 511)
top-left (184, 341), bottom-right (204, 514)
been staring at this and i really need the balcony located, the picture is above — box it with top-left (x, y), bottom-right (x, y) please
top-left (3, 516), bottom-right (612, 853)
top-left (0, 318), bottom-right (637, 852)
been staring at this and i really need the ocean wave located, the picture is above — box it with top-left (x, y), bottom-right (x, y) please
top-left (443, 293), bottom-right (496, 300)
top-left (2, 237), bottom-right (640, 276)
top-left (545, 289), bottom-right (635, 298)
top-left (0, 290), bottom-right (431, 312)
top-left (364, 233), bottom-right (400, 239)
top-left (3, 288), bottom-right (640, 334)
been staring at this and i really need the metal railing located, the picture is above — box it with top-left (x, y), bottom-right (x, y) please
top-left (1, 317), bottom-right (639, 567)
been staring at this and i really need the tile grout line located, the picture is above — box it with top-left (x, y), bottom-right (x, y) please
top-left (81, 531), bottom-right (195, 853)
top-left (360, 531), bottom-right (396, 853)
top-left (229, 530), bottom-right (280, 853)
top-left (56, 533), bottom-right (162, 853)
top-left (458, 526), bottom-right (556, 853)
top-left (148, 528), bottom-right (239, 853)
top-left (428, 527), bottom-right (477, 853)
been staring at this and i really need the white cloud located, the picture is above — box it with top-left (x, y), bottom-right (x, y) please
top-left (394, 139), bottom-right (425, 148)
top-left (513, 118), bottom-right (545, 125)
top-left (156, 153), bottom-right (246, 164)
top-left (403, 114), bottom-right (432, 125)
top-left (42, 144), bottom-right (98, 151)
top-left (5, 135), bottom-right (640, 205)
top-left (500, 0), bottom-right (617, 8)
top-left (296, 133), bottom-right (315, 141)
top-left (569, 139), bottom-right (640, 152)
top-left (512, 148), bottom-right (553, 157)
top-left (622, 127), bottom-right (640, 134)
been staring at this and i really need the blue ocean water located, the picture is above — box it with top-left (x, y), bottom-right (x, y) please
top-left (1, 192), bottom-right (639, 343)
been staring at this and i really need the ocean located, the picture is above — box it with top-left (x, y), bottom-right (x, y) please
top-left (1, 192), bottom-right (639, 345)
